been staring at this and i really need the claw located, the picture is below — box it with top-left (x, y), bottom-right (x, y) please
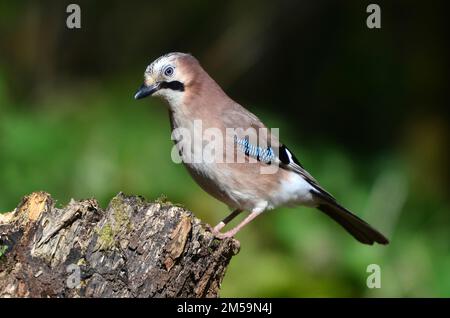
top-left (214, 230), bottom-right (236, 240)
top-left (205, 223), bottom-right (226, 237)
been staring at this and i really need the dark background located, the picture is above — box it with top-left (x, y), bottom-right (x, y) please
top-left (0, 0), bottom-right (448, 296)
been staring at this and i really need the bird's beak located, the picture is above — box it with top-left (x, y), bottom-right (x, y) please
top-left (134, 82), bottom-right (160, 100)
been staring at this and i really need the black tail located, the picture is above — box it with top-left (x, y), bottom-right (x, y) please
top-left (317, 201), bottom-right (389, 245)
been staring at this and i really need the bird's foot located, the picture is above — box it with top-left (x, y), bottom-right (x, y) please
top-left (208, 226), bottom-right (241, 251)
top-left (206, 221), bottom-right (226, 236)
top-left (206, 224), bottom-right (235, 239)
top-left (213, 222), bottom-right (226, 233)
top-left (213, 229), bottom-right (236, 240)
top-left (205, 222), bottom-right (223, 234)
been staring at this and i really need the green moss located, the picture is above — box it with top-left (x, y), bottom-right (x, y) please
top-left (0, 245), bottom-right (7, 259)
top-left (77, 258), bottom-right (87, 266)
top-left (155, 194), bottom-right (184, 208)
top-left (155, 194), bottom-right (170, 205)
top-left (96, 194), bottom-right (184, 251)
top-left (110, 196), bottom-right (132, 232)
top-left (96, 195), bottom-right (133, 251)
top-left (97, 223), bottom-right (114, 250)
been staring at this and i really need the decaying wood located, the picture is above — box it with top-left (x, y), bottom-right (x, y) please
top-left (0, 192), bottom-right (239, 297)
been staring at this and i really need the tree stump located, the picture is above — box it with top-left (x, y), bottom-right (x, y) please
top-left (0, 192), bottom-right (239, 297)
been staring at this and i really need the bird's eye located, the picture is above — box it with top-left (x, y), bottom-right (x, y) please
top-left (163, 66), bottom-right (174, 77)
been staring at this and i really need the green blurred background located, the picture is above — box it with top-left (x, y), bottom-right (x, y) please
top-left (0, 0), bottom-right (448, 297)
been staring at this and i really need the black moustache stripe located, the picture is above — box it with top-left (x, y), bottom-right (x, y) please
top-left (159, 81), bottom-right (185, 92)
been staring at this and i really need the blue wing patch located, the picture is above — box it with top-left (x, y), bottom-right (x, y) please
top-left (234, 136), bottom-right (275, 164)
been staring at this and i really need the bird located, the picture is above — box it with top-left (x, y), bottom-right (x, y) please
top-left (134, 52), bottom-right (389, 245)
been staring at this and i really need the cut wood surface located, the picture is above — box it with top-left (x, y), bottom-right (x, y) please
top-left (0, 192), bottom-right (239, 297)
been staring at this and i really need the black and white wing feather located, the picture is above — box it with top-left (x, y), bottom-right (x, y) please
top-left (276, 144), bottom-right (337, 201)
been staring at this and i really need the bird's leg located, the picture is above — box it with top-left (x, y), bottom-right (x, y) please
top-left (215, 209), bottom-right (263, 239)
top-left (212, 209), bottom-right (242, 233)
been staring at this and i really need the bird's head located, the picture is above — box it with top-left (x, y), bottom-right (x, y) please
top-left (134, 52), bottom-right (198, 105)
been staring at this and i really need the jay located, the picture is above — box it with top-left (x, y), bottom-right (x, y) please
top-left (134, 52), bottom-right (388, 245)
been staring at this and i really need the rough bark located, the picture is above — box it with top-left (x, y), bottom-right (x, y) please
top-left (0, 192), bottom-right (239, 298)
